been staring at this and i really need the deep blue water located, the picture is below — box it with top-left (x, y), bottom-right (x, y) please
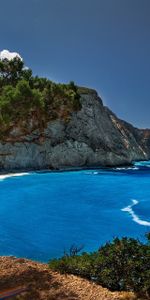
top-left (0, 161), bottom-right (150, 262)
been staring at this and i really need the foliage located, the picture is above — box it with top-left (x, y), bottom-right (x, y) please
top-left (0, 57), bottom-right (24, 86)
top-left (49, 235), bottom-right (150, 298)
top-left (0, 58), bottom-right (81, 136)
top-left (0, 80), bottom-right (43, 127)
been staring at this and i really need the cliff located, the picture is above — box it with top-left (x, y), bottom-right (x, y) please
top-left (0, 88), bottom-right (149, 171)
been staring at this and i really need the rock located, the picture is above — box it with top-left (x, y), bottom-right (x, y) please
top-left (0, 89), bottom-right (149, 171)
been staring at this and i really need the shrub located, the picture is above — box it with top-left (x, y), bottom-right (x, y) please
top-left (49, 235), bottom-right (150, 298)
top-left (0, 80), bottom-right (44, 127)
top-left (0, 57), bottom-right (81, 135)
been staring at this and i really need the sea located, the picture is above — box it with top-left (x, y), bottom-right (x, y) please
top-left (0, 161), bottom-right (150, 262)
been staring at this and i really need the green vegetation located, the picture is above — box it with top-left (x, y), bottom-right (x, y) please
top-left (77, 86), bottom-right (97, 95)
top-left (49, 234), bottom-right (150, 298)
top-left (0, 57), bottom-right (81, 137)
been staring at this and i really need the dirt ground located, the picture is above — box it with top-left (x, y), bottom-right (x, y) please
top-left (0, 256), bottom-right (136, 300)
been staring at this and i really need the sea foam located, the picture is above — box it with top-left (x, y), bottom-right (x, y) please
top-left (0, 172), bottom-right (30, 181)
top-left (115, 167), bottom-right (139, 170)
top-left (121, 199), bottom-right (150, 226)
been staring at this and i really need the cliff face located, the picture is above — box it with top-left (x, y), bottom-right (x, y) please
top-left (0, 89), bottom-right (149, 171)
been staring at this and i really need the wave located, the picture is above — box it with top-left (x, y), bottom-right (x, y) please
top-left (0, 172), bottom-right (30, 181)
top-left (115, 167), bottom-right (139, 170)
top-left (85, 171), bottom-right (99, 175)
top-left (121, 199), bottom-right (150, 227)
top-left (134, 161), bottom-right (150, 167)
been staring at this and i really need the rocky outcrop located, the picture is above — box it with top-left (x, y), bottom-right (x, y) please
top-left (0, 89), bottom-right (149, 171)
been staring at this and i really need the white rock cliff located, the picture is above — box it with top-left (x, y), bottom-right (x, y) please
top-left (0, 89), bottom-right (149, 171)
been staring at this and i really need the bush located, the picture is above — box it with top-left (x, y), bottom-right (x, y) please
top-left (49, 235), bottom-right (150, 298)
top-left (0, 80), bottom-right (44, 126)
top-left (0, 57), bottom-right (81, 135)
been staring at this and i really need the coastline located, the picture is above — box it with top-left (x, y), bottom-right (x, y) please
top-left (0, 161), bottom-right (148, 299)
top-left (0, 161), bottom-right (135, 177)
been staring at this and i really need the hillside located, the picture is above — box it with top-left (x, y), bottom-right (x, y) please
top-left (0, 256), bottom-right (135, 300)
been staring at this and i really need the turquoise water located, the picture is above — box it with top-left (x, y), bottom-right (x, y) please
top-left (0, 162), bottom-right (150, 262)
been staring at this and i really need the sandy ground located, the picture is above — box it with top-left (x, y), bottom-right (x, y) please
top-left (0, 256), bottom-right (137, 300)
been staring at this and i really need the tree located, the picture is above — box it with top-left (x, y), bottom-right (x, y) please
top-left (0, 57), bottom-right (24, 86)
top-left (49, 234), bottom-right (150, 298)
top-left (0, 58), bottom-right (81, 134)
top-left (68, 81), bottom-right (77, 92)
top-left (21, 68), bottom-right (32, 82)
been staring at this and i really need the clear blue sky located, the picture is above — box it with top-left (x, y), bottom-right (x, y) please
top-left (1, 0), bottom-right (150, 128)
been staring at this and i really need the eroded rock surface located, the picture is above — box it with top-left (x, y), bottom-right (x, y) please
top-left (0, 89), bottom-right (149, 171)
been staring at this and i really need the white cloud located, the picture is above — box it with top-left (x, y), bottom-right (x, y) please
top-left (0, 49), bottom-right (23, 61)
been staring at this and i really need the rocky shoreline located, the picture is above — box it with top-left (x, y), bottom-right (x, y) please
top-left (0, 162), bottom-right (134, 175)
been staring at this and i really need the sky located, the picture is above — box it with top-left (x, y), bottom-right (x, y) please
top-left (0, 0), bottom-right (150, 128)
